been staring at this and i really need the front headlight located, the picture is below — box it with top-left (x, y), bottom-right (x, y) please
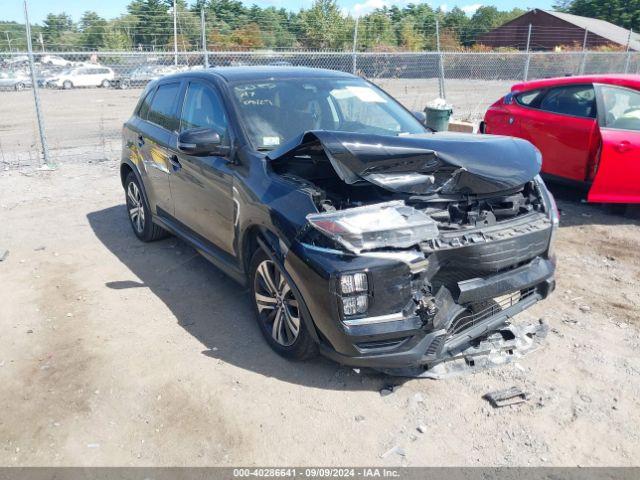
top-left (306, 200), bottom-right (439, 254)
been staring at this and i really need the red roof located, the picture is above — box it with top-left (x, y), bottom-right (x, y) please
top-left (511, 74), bottom-right (640, 91)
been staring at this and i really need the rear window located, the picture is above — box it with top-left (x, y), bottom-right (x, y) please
top-left (137, 89), bottom-right (154, 119)
top-left (146, 82), bottom-right (180, 131)
top-left (516, 90), bottom-right (543, 106)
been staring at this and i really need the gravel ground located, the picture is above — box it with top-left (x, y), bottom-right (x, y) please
top-left (0, 161), bottom-right (639, 466)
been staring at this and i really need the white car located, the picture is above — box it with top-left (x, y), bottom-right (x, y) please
top-left (0, 71), bottom-right (32, 91)
top-left (48, 66), bottom-right (115, 89)
top-left (40, 55), bottom-right (71, 67)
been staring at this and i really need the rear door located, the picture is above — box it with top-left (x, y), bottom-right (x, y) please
top-left (588, 83), bottom-right (640, 203)
top-left (516, 84), bottom-right (600, 182)
top-left (133, 81), bottom-right (182, 215)
top-left (168, 79), bottom-right (236, 254)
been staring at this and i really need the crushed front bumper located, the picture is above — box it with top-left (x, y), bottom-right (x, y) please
top-left (379, 319), bottom-right (549, 378)
top-left (318, 274), bottom-right (554, 372)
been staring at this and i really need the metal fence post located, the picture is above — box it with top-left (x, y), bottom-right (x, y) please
top-left (624, 29), bottom-right (633, 73)
top-left (201, 9), bottom-right (209, 68)
top-left (23, 0), bottom-right (52, 169)
top-left (523, 23), bottom-right (532, 81)
top-left (579, 28), bottom-right (588, 74)
top-left (436, 19), bottom-right (446, 99)
top-left (173, 0), bottom-right (178, 66)
top-left (352, 16), bottom-right (359, 75)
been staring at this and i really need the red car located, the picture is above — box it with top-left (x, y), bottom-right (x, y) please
top-left (483, 74), bottom-right (640, 204)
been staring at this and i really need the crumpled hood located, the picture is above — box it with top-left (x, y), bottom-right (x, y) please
top-left (266, 130), bottom-right (542, 195)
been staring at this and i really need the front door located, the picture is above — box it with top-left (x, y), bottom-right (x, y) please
top-left (517, 84), bottom-right (600, 182)
top-left (589, 84), bottom-right (640, 203)
top-left (168, 80), bottom-right (236, 254)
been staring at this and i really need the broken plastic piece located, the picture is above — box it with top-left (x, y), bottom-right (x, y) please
top-left (306, 200), bottom-right (439, 253)
top-left (483, 386), bottom-right (529, 408)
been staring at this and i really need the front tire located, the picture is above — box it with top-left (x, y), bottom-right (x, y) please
top-left (124, 172), bottom-right (168, 242)
top-left (14, 82), bottom-right (24, 91)
top-left (62, 80), bottom-right (73, 90)
top-left (101, 79), bottom-right (110, 88)
top-left (249, 248), bottom-right (318, 360)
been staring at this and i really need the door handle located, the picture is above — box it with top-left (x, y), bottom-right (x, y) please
top-left (169, 154), bottom-right (182, 171)
top-left (137, 134), bottom-right (145, 147)
top-left (616, 141), bottom-right (632, 153)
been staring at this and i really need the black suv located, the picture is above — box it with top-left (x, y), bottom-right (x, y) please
top-left (120, 67), bottom-right (558, 376)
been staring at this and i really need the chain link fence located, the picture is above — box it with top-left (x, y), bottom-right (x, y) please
top-left (1, 49), bottom-right (639, 170)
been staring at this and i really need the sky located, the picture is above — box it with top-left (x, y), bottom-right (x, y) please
top-left (4, 0), bottom-right (556, 24)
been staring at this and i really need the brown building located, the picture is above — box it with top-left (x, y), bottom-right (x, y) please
top-left (477, 9), bottom-right (640, 51)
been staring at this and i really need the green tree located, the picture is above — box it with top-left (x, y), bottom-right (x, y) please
top-left (127, 0), bottom-right (172, 49)
top-left (442, 7), bottom-right (471, 45)
top-left (42, 13), bottom-right (75, 49)
top-left (79, 11), bottom-right (107, 49)
top-left (298, 0), bottom-right (350, 49)
top-left (360, 11), bottom-right (397, 50)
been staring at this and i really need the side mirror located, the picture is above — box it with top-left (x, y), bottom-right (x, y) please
top-left (412, 110), bottom-right (426, 125)
top-left (178, 127), bottom-right (227, 156)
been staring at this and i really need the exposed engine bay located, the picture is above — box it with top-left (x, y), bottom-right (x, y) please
top-left (267, 130), bottom-right (558, 376)
top-left (268, 130), bottom-right (549, 237)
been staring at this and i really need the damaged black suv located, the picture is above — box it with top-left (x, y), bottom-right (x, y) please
top-left (120, 67), bottom-right (558, 376)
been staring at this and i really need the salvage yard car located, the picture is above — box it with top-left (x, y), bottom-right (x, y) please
top-left (0, 71), bottom-right (31, 91)
top-left (47, 65), bottom-right (114, 89)
top-left (120, 67), bottom-right (558, 376)
top-left (482, 74), bottom-right (640, 205)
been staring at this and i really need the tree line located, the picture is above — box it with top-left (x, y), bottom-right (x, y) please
top-left (1, 0), bottom-right (635, 53)
top-left (1, 0), bottom-right (524, 52)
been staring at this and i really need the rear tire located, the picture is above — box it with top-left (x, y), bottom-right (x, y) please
top-left (101, 79), bottom-right (110, 88)
top-left (14, 82), bottom-right (24, 91)
top-left (63, 80), bottom-right (73, 90)
top-left (249, 248), bottom-right (318, 360)
top-left (124, 172), bottom-right (169, 242)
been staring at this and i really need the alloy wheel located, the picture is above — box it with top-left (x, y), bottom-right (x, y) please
top-left (254, 259), bottom-right (300, 346)
top-left (127, 181), bottom-right (145, 234)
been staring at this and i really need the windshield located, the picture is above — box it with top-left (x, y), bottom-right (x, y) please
top-left (229, 78), bottom-right (426, 150)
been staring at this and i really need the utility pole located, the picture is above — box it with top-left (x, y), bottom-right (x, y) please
top-left (4, 32), bottom-right (11, 52)
top-left (579, 28), bottom-right (589, 74)
top-left (352, 16), bottom-right (359, 75)
top-left (201, 9), bottom-right (208, 68)
top-left (38, 32), bottom-right (44, 52)
top-left (23, 0), bottom-right (52, 169)
top-left (173, 0), bottom-right (178, 66)
top-left (624, 29), bottom-right (633, 73)
top-left (523, 24), bottom-right (532, 81)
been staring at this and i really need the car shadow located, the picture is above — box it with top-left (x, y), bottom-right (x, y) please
top-left (87, 205), bottom-right (405, 391)
top-left (544, 181), bottom-right (640, 228)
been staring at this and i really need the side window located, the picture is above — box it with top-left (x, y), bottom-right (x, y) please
top-left (516, 89), bottom-right (543, 107)
top-left (146, 82), bottom-right (180, 131)
top-left (539, 85), bottom-right (596, 118)
top-left (180, 82), bottom-right (228, 142)
top-left (598, 85), bottom-right (640, 131)
top-left (137, 88), bottom-right (154, 120)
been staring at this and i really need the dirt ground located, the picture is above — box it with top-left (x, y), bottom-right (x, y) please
top-left (0, 160), bottom-right (639, 467)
